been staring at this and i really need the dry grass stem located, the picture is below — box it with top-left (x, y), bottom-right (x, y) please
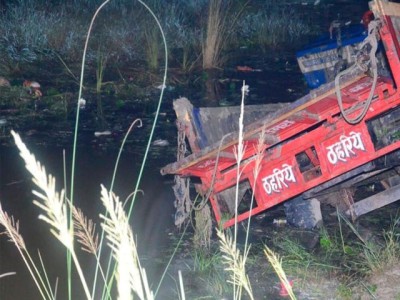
top-left (203, 0), bottom-right (224, 68)
top-left (253, 126), bottom-right (266, 180)
top-left (11, 130), bottom-right (72, 248)
top-left (217, 229), bottom-right (254, 300)
top-left (230, 81), bottom-right (250, 298)
top-left (71, 205), bottom-right (111, 296)
top-left (0, 206), bottom-right (26, 250)
top-left (178, 270), bottom-right (185, 300)
top-left (243, 125), bottom-right (267, 252)
top-left (37, 250), bottom-right (56, 300)
top-left (0, 203), bottom-right (53, 299)
top-left (72, 206), bottom-right (99, 254)
top-left (11, 130), bottom-right (92, 299)
top-left (193, 203), bottom-right (212, 250)
top-left (0, 272), bottom-right (16, 279)
top-left (264, 246), bottom-right (296, 300)
top-left (99, 184), bottom-right (154, 300)
top-left (233, 85), bottom-right (247, 164)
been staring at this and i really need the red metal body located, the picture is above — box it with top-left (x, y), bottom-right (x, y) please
top-left (161, 1), bottom-right (400, 228)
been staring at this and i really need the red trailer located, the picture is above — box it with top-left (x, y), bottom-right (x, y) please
top-left (161, 0), bottom-right (400, 229)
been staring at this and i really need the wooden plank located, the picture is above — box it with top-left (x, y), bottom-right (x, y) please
top-left (346, 183), bottom-right (400, 217)
top-left (218, 151), bottom-right (236, 159)
top-left (290, 110), bottom-right (320, 122)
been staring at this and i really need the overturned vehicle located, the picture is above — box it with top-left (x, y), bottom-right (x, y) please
top-left (161, 0), bottom-right (400, 230)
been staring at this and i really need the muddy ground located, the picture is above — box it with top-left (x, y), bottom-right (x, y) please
top-left (152, 201), bottom-right (400, 300)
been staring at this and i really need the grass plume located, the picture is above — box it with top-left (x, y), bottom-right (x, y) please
top-left (7, 130), bottom-right (156, 299)
top-left (11, 130), bottom-right (92, 299)
top-left (72, 205), bottom-right (112, 298)
top-left (0, 206), bottom-right (26, 250)
top-left (217, 229), bottom-right (253, 300)
top-left (72, 206), bottom-right (99, 254)
top-left (99, 184), bottom-right (154, 300)
top-left (0, 202), bottom-right (54, 299)
top-left (264, 246), bottom-right (296, 300)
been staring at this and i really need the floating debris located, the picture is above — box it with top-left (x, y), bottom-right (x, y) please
top-left (152, 111), bottom-right (167, 116)
top-left (0, 118), bottom-right (7, 126)
top-left (78, 98), bottom-right (86, 110)
top-left (0, 77), bottom-right (10, 87)
top-left (242, 84), bottom-right (250, 96)
top-left (94, 130), bottom-right (112, 137)
top-left (279, 279), bottom-right (294, 297)
top-left (236, 65), bottom-right (262, 72)
top-left (23, 80), bottom-right (42, 97)
top-left (152, 139), bottom-right (169, 147)
top-left (273, 218), bottom-right (287, 226)
top-left (155, 84), bottom-right (174, 91)
top-left (219, 99), bottom-right (234, 106)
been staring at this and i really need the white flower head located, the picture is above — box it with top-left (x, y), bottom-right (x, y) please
top-left (241, 84), bottom-right (250, 96)
top-left (78, 98), bottom-right (86, 109)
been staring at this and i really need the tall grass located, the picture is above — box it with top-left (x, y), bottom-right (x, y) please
top-left (0, 202), bottom-right (54, 299)
top-left (339, 212), bottom-right (400, 275)
top-left (237, 5), bottom-right (317, 51)
top-left (144, 24), bottom-right (160, 71)
top-left (96, 49), bottom-right (107, 94)
top-left (217, 229), bottom-right (254, 300)
top-left (162, 3), bottom-right (201, 72)
top-left (99, 184), bottom-right (154, 299)
top-left (202, 0), bottom-right (249, 69)
top-left (202, 0), bottom-right (227, 69)
top-left (0, 130), bottom-right (156, 299)
top-left (213, 82), bottom-right (297, 300)
top-left (0, 1), bottom-right (171, 299)
top-left (264, 246), bottom-right (296, 300)
top-left (0, 0), bottom-right (315, 78)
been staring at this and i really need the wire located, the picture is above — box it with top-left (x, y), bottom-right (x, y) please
top-left (335, 19), bottom-right (380, 124)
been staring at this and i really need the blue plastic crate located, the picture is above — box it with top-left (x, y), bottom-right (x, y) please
top-left (297, 24), bottom-right (367, 89)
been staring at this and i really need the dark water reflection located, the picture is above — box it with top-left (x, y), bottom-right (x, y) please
top-left (0, 48), bottom-right (311, 299)
top-left (0, 140), bottom-right (176, 298)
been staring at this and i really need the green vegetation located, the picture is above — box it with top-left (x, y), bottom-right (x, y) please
top-left (237, 4), bottom-right (316, 52)
top-left (0, 0), bottom-right (317, 77)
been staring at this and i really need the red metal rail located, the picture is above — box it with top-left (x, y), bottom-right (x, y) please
top-left (161, 0), bottom-right (400, 228)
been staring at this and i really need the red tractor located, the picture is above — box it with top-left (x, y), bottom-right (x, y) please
top-left (162, 0), bottom-right (400, 230)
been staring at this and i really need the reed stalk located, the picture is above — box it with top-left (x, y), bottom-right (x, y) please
top-left (264, 246), bottom-right (296, 300)
top-left (96, 49), bottom-right (107, 94)
top-left (72, 1), bottom-right (112, 297)
top-left (202, 0), bottom-right (249, 69)
top-left (0, 204), bottom-right (53, 299)
top-left (214, 81), bottom-right (252, 300)
top-left (144, 25), bottom-right (160, 71)
top-left (99, 0), bottom-right (169, 296)
top-left (202, 0), bottom-right (227, 69)
top-left (11, 130), bottom-right (92, 300)
top-left (217, 229), bottom-right (254, 300)
top-left (99, 185), bottom-right (154, 300)
top-left (0, 1), bottom-right (172, 299)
